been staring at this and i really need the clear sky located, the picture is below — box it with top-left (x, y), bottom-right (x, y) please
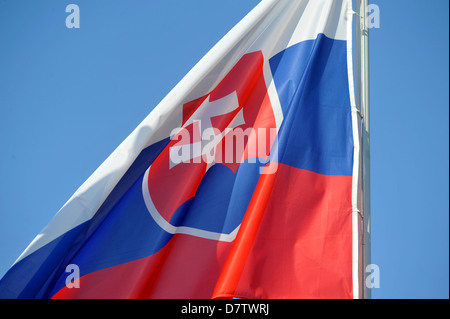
top-left (0, 0), bottom-right (448, 299)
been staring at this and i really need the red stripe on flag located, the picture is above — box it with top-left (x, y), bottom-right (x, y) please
top-left (52, 234), bottom-right (233, 299)
top-left (213, 163), bottom-right (353, 299)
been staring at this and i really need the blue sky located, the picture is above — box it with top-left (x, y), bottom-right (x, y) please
top-left (0, 0), bottom-right (448, 299)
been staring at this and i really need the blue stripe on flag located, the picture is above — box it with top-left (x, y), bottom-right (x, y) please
top-left (270, 34), bottom-right (354, 176)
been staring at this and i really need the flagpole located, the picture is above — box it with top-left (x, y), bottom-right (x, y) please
top-left (356, 0), bottom-right (371, 299)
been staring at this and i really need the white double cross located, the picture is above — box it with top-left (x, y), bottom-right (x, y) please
top-left (170, 91), bottom-right (245, 169)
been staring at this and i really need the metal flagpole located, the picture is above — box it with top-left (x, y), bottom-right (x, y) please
top-left (356, 0), bottom-right (371, 299)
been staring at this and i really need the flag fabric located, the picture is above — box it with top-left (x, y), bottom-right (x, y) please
top-left (0, 0), bottom-right (362, 299)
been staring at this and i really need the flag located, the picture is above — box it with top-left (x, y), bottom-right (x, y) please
top-left (0, 0), bottom-right (361, 299)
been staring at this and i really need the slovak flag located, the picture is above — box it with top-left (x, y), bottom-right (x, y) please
top-left (0, 0), bottom-right (362, 299)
